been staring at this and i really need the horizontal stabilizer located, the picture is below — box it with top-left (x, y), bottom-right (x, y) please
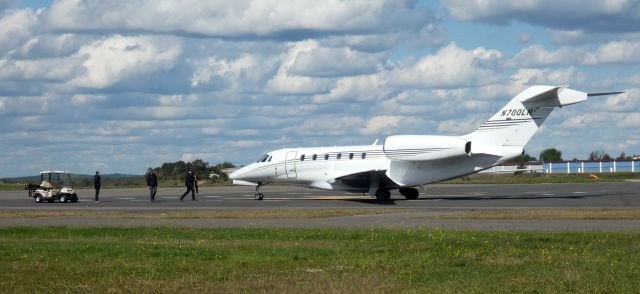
top-left (587, 91), bottom-right (624, 97)
top-left (519, 85), bottom-right (587, 107)
top-left (519, 86), bottom-right (563, 104)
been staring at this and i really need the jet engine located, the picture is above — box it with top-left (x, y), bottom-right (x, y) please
top-left (383, 135), bottom-right (471, 161)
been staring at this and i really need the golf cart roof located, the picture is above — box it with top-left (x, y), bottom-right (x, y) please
top-left (40, 170), bottom-right (70, 174)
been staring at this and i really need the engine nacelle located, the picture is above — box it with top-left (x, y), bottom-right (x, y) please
top-left (383, 135), bottom-right (471, 161)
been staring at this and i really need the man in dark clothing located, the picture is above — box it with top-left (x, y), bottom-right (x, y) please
top-left (194, 173), bottom-right (199, 194)
top-left (146, 168), bottom-right (158, 201)
top-left (180, 168), bottom-right (196, 201)
top-left (94, 171), bottom-right (101, 202)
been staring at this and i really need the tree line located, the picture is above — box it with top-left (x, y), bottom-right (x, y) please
top-left (149, 159), bottom-right (236, 182)
top-left (517, 148), bottom-right (640, 163)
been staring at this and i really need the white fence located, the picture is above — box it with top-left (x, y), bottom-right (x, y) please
top-left (544, 161), bottom-right (637, 173)
top-left (481, 161), bottom-right (638, 174)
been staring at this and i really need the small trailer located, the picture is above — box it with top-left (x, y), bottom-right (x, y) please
top-left (26, 171), bottom-right (79, 203)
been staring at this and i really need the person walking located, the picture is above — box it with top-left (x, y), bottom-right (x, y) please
top-left (94, 171), bottom-right (101, 202)
top-left (146, 168), bottom-right (158, 201)
top-left (179, 167), bottom-right (197, 201)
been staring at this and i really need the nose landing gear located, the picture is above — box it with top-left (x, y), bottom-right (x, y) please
top-left (254, 182), bottom-right (264, 200)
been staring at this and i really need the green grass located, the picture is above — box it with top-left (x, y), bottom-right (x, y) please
top-left (0, 183), bottom-right (25, 191)
top-left (443, 172), bottom-right (640, 184)
top-left (1, 227), bottom-right (638, 293)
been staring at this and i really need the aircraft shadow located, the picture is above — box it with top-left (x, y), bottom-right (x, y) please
top-left (336, 191), bottom-right (630, 204)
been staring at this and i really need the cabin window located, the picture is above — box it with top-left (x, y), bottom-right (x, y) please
top-left (300, 154), bottom-right (305, 161)
top-left (312, 154), bottom-right (317, 160)
top-left (361, 153), bottom-right (366, 159)
top-left (349, 153), bottom-right (354, 160)
top-left (267, 156), bottom-right (272, 162)
top-left (336, 153), bottom-right (342, 160)
top-left (324, 154), bottom-right (329, 160)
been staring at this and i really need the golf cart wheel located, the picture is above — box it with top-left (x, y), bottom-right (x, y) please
top-left (34, 194), bottom-right (42, 203)
top-left (59, 195), bottom-right (67, 203)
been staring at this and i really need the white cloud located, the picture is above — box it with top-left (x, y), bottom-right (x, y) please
top-left (312, 74), bottom-right (390, 103)
top-left (623, 73), bottom-right (640, 85)
top-left (69, 35), bottom-right (182, 89)
top-left (265, 40), bottom-right (332, 95)
top-left (0, 57), bottom-right (80, 81)
top-left (190, 53), bottom-right (276, 90)
top-left (519, 33), bottom-right (532, 44)
top-left (70, 94), bottom-right (107, 106)
top-left (361, 115), bottom-right (416, 135)
top-left (437, 119), bottom-right (481, 134)
top-left (619, 113), bottom-right (640, 128)
top-left (180, 153), bottom-right (196, 162)
top-left (510, 67), bottom-right (586, 86)
top-left (389, 43), bottom-right (503, 88)
top-left (584, 40), bottom-right (640, 65)
top-left (46, 0), bottom-right (435, 39)
top-left (289, 47), bottom-right (382, 77)
top-left (510, 45), bottom-right (585, 67)
top-left (512, 41), bottom-right (640, 67)
top-left (0, 8), bottom-right (40, 54)
top-left (603, 89), bottom-right (639, 111)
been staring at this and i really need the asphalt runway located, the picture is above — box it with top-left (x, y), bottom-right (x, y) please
top-left (1, 182), bottom-right (640, 231)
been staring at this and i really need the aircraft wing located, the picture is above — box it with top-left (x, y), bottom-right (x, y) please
top-left (328, 169), bottom-right (399, 192)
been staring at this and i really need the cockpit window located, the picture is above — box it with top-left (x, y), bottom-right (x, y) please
top-left (267, 156), bottom-right (272, 162)
top-left (258, 154), bottom-right (269, 163)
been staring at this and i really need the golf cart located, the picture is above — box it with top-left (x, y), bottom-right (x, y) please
top-left (25, 171), bottom-right (79, 203)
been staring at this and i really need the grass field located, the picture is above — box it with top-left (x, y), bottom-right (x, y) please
top-left (0, 209), bottom-right (412, 219)
top-left (1, 227), bottom-right (638, 293)
top-left (0, 183), bottom-right (25, 191)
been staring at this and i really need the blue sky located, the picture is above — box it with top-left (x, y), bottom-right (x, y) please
top-left (1, 0), bottom-right (639, 177)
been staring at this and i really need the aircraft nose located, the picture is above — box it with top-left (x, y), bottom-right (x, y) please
top-left (229, 166), bottom-right (248, 180)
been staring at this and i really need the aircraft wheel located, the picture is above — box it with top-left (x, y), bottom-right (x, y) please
top-left (375, 189), bottom-right (390, 201)
top-left (254, 193), bottom-right (264, 200)
top-left (400, 188), bottom-right (419, 200)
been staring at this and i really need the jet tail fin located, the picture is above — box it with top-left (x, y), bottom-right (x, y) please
top-left (464, 85), bottom-right (621, 148)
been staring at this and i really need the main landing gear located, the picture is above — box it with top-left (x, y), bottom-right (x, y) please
top-left (254, 182), bottom-right (264, 200)
top-left (375, 189), bottom-right (390, 201)
top-left (399, 188), bottom-right (419, 200)
top-left (374, 187), bottom-right (420, 201)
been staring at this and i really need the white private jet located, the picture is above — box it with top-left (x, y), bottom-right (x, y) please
top-left (230, 85), bottom-right (622, 200)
